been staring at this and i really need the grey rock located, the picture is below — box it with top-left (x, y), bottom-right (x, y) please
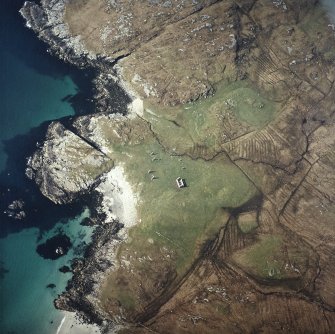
top-left (27, 122), bottom-right (114, 204)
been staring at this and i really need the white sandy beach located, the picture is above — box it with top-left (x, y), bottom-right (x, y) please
top-left (56, 311), bottom-right (101, 334)
top-left (96, 165), bottom-right (138, 230)
top-left (127, 97), bottom-right (144, 117)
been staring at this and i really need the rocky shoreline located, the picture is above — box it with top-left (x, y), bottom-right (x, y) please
top-left (54, 221), bottom-right (122, 328)
top-left (20, 0), bottom-right (133, 115)
top-left (20, 0), bottom-right (96, 67)
top-left (21, 0), bottom-right (138, 331)
top-left (19, 0), bottom-right (335, 333)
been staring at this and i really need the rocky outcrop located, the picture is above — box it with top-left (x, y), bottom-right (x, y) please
top-left (54, 222), bottom-right (123, 326)
top-left (20, 0), bottom-right (132, 115)
top-left (4, 199), bottom-right (26, 220)
top-left (20, 0), bottom-right (97, 66)
top-left (26, 122), bottom-right (114, 204)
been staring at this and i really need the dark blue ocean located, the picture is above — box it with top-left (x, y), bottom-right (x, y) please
top-left (0, 1), bottom-right (96, 333)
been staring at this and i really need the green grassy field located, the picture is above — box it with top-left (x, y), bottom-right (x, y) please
top-left (95, 80), bottom-right (281, 313)
top-left (232, 234), bottom-right (310, 281)
top-left (111, 136), bottom-right (259, 267)
top-left (233, 235), bottom-right (284, 279)
top-left (237, 212), bottom-right (258, 234)
top-left (144, 80), bottom-right (281, 149)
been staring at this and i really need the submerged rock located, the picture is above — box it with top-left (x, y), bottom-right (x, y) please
top-left (8, 199), bottom-right (24, 210)
top-left (36, 233), bottom-right (72, 260)
top-left (5, 199), bottom-right (26, 220)
top-left (59, 265), bottom-right (71, 273)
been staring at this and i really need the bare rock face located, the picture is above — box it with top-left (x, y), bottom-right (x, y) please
top-left (20, 0), bottom-right (97, 65)
top-left (26, 122), bottom-right (114, 204)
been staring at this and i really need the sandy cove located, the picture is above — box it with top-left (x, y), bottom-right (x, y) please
top-left (56, 311), bottom-right (101, 334)
top-left (95, 165), bottom-right (139, 232)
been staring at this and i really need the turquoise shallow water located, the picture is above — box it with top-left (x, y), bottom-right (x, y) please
top-left (0, 209), bottom-right (94, 334)
top-left (0, 1), bottom-right (96, 333)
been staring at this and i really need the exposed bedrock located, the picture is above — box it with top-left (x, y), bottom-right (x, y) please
top-left (26, 122), bottom-right (114, 204)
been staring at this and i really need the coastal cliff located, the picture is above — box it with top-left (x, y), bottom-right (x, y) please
top-left (21, 0), bottom-right (335, 333)
top-left (25, 122), bottom-right (114, 204)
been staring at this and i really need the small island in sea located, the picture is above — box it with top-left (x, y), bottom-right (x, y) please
top-left (14, 0), bottom-right (335, 333)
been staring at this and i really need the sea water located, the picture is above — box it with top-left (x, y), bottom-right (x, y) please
top-left (0, 209), bottom-right (94, 334)
top-left (0, 0), bottom-right (80, 172)
top-left (0, 48), bottom-right (77, 171)
top-left (322, 0), bottom-right (335, 23)
top-left (0, 1), bottom-right (96, 333)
